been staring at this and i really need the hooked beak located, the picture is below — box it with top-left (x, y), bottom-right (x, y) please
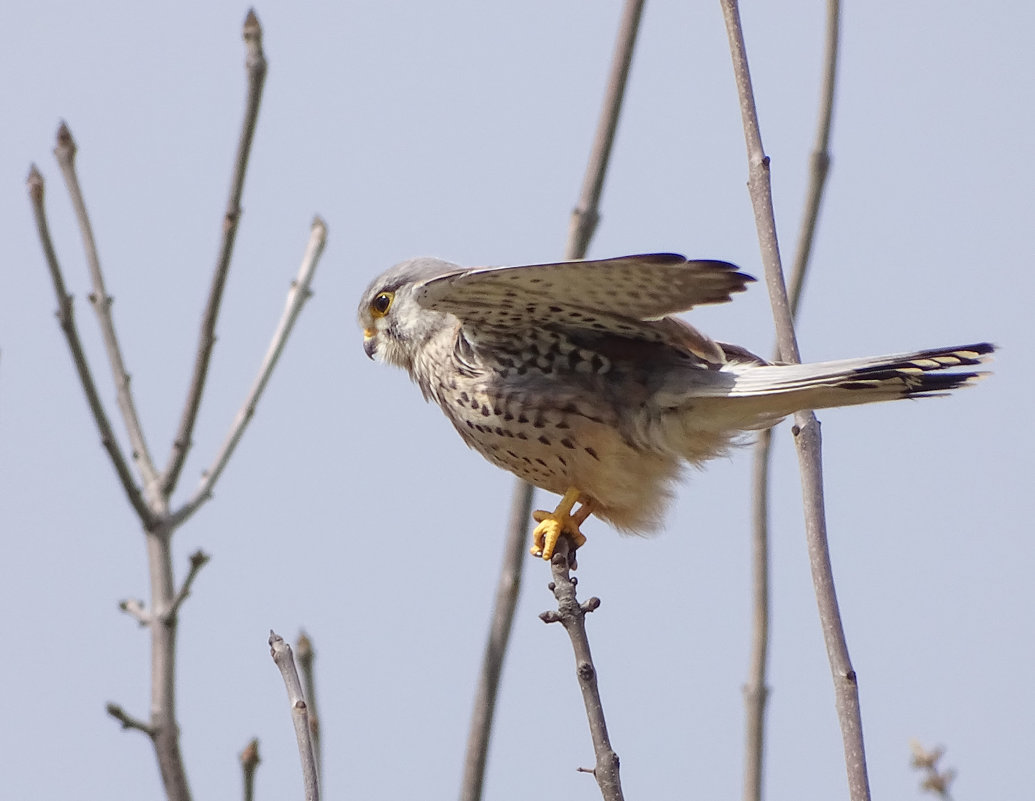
top-left (363, 329), bottom-right (376, 360)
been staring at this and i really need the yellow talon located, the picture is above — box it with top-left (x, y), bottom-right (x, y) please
top-left (530, 487), bottom-right (593, 560)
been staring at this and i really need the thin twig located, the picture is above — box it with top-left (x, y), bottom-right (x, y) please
top-left (162, 9), bottom-right (268, 498)
top-left (106, 702), bottom-right (157, 737)
top-left (119, 598), bottom-right (152, 626)
top-left (565, 0), bottom-right (647, 260)
top-left (719, 2), bottom-right (870, 800)
top-left (52, 123), bottom-right (161, 501)
top-left (269, 631), bottom-right (320, 801)
top-left (460, 485), bottom-right (533, 801)
top-left (240, 738), bottom-right (261, 801)
top-left (167, 550), bottom-right (211, 620)
top-left (26, 166), bottom-right (158, 529)
top-left (296, 632), bottom-right (321, 779)
top-left (786, 0), bottom-right (840, 321)
top-left (171, 217), bottom-right (326, 529)
top-left (482, 3), bottom-right (646, 797)
top-left (540, 537), bottom-right (623, 801)
top-left (742, 3), bottom-right (840, 800)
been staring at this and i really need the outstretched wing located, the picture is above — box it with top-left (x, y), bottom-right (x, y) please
top-left (414, 254), bottom-right (754, 328)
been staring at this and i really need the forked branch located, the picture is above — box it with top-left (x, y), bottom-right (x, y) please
top-left (28, 12), bottom-right (325, 801)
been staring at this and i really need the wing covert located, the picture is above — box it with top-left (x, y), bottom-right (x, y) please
top-left (415, 253), bottom-right (753, 327)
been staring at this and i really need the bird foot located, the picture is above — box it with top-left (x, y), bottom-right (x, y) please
top-left (530, 487), bottom-right (593, 561)
top-left (530, 511), bottom-right (588, 561)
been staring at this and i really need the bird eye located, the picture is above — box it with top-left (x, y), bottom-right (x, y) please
top-left (371, 291), bottom-right (394, 318)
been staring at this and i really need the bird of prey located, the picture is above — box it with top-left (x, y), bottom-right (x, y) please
top-left (358, 253), bottom-right (992, 561)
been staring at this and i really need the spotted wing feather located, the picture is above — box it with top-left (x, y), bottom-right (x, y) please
top-left (415, 254), bottom-right (754, 329)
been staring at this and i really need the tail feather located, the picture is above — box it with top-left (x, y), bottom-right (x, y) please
top-left (687, 343), bottom-right (994, 430)
top-left (725, 343), bottom-right (993, 401)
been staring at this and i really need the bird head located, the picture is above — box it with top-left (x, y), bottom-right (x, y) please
top-left (358, 257), bottom-right (459, 372)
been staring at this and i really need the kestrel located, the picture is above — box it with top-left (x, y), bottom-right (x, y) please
top-left (358, 253), bottom-right (992, 561)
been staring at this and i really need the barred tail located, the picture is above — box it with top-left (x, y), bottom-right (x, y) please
top-left (697, 343), bottom-right (994, 430)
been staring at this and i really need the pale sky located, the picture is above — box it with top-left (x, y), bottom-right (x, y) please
top-left (2, 2), bottom-right (1031, 800)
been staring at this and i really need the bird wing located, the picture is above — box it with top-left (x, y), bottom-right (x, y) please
top-left (414, 253), bottom-right (754, 326)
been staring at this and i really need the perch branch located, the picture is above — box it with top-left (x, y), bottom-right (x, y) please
top-left (719, 2), bottom-right (869, 800)
top-left (540, 537), bottom-right (623, 801)
top-left (53, 123), bottom-right (160, 500)
top-left (270, 631), bottom-right (320, 801)
top-left (170, 217), bottom-right (327, 529)
top-left (162, 9), bottom-right (268, 497)
top-left (26, 167), bottom-right (158, 529)
top-left (742, 2), bottom-right (840, 800)
top-left (486, 3), bottom-right (645, 797)
top-left (460, 484), bottom-right (533, 801)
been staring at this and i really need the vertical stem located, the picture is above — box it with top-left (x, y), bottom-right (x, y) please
top-left (459, 486), bottom-right (533, 801)
top-left (742, 2), bottom-right (841, 799)
top-left (743, 430), bottom-right (771, 801)
top-left (148, 527), bottom-right (192, 801)
top-left (565, 0), bottom-right (648, 260)
top-left (719, 1), bottom-right (869, 799)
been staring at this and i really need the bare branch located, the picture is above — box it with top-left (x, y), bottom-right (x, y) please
top-left (719, 2), bottom-right (869, 799)
top-left (171, 217), bottom-right (327, 529)
top-left (162, 9), bottom-right (269, 497)
top-left (26, 166), bottom-right (158, 529)
top-left (51, 123), bottom-right (161, 499)
top-left (743, 432), bottom-right (772, 801)
top-left (540, 537), bottom-right (623, 801)
top-left (565, 0), bottom-right (647, 260)
top-left (166, 549), bottom-right (211, 620)
top-left (296, 632), bottom-right (321, 778)
top-left (269, 631), bottom-right (320, 801)
top-left (240, 738), bottom-right (261, 801)
top-left (106, 702), bottom-right (157, 737)
top-left (144, 528), bottom-right (193, 801)
top-left (743, 3), bottom-right (840, 800)
top-left (119, 598), bottom-right (152, 626)
top-left (786, 0), bottom-right (840, 319)
top-left (460, 485), bottom-right (533, 801)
